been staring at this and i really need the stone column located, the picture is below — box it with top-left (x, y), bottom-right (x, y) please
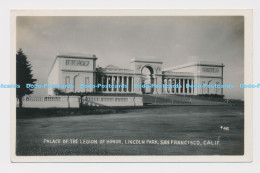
top-left (186, 79), bottom-right (188, 94)
top-left (189, 79), bottom-right (192, 94)
top-left (174, 78), bottom-right (176, 94)
top-left (113, 76), bottom-right (116, 93)
top-left (139, 78), bottom-right (142, 94)
top-left (165, 79), bottom-right (168, 94)
top-left (175, 78), bottom-right (180, 94)
top-left (170, 78), bottom-right (173, 94)
top-left (181, 79), bottom-right (183, 94)
top-left (153, 76), bottom-right (157, 94)
top-left (183, 79), bottom-right (185, 94)
top-left (165, 78), bottom-right (168, 94)
top-left (187, 79), bottom-right (190, 94)
top-left (121, 76), bottom-right (123, 93)
top-left (116, 76), bottom-right (119, 92)
top-left (122, 76), bottom-right (124, 92)
top-left (101, 76), bottom-right (104, 92)
top-left (122, 76), bottom-right (125, 92)
top-left (184, 79), bottom-right (186, 94)
top-left (113, 76), bottom-right (116, 92)
top-left (179, 79), bottom-right (181, 94)
top-left (189, 79), bottom-right (191, 94)
top-left (107, 76), bottom-right (110, 92)
top-left (126, 76), bottom-right (129, 93)
top-left (164, 79), bottom-right (167, 94)
top-left (178, 78), bottom-right (181, 94)
top-left (106, 76), bottom-right (109, 92)
top-left (167, 78), bottom-right (170, 94)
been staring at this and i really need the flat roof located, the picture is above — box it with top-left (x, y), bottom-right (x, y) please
top-left (131, 58), bottom-right (163, 64)
top-left (57, 53), bottom-right (97, 59)
top-left (163, 61), bottom-right (224, 71)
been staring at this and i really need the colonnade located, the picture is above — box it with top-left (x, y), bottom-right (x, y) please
top-left (163, 78), bottom-right (195, 94)
top-left (97, 75), bottom-right (195, 95)
top-left (98, 75), bottom-right (134, 93)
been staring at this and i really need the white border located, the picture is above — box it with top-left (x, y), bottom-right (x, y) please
top-left (10, 9), bottom-right (253, 162)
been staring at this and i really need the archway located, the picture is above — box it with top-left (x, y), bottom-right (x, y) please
top-left (73, 74), bottom-right (80, 92)
top-left (207, 80), bottom-right (215, 94)
top-left (141, 66), bottom-right (154, 94)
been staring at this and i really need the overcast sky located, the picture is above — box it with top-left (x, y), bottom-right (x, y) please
top-left (17, 16), bottom-right (244, 99)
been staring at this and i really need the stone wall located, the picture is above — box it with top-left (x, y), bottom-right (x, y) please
top-left (17, 96), bottom-right (143, 108)
top-left (83, 96), bottom-right (143, 107)
top-left (17, 96), bottom-right (80, 108)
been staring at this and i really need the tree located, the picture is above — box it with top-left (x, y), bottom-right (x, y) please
top-left (53, 88), bottom-right (66, 95)
top-left (16, 49), bottom-right (37, 107)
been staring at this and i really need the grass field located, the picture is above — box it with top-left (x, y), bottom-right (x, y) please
top-left (16, 106), bottom-right (244, 155)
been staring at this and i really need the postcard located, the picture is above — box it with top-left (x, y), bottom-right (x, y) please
top-left (11, 9), bottom-right (253, 162)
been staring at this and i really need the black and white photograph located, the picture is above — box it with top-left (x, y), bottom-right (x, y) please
top-left (10, 9), bottom-right (252, 162)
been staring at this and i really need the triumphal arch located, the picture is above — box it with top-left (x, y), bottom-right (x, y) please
top-left (130, 59), bottom-right (163, 94)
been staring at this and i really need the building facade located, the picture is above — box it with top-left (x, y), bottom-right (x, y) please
top-left (48, 53), bottom-right (224, 96)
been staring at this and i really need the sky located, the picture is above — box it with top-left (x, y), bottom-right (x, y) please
top-left (16, 16), bottom-right (244, 99)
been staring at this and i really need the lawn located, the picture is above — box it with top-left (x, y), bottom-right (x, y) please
top-left (16, 105), bottom-right (244, 155)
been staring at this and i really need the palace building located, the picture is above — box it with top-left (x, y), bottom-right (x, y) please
top-left (48, 53), bottom-right (224, 96)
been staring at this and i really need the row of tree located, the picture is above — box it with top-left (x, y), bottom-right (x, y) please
top-left (16, 49), bottom-right (36, 107)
